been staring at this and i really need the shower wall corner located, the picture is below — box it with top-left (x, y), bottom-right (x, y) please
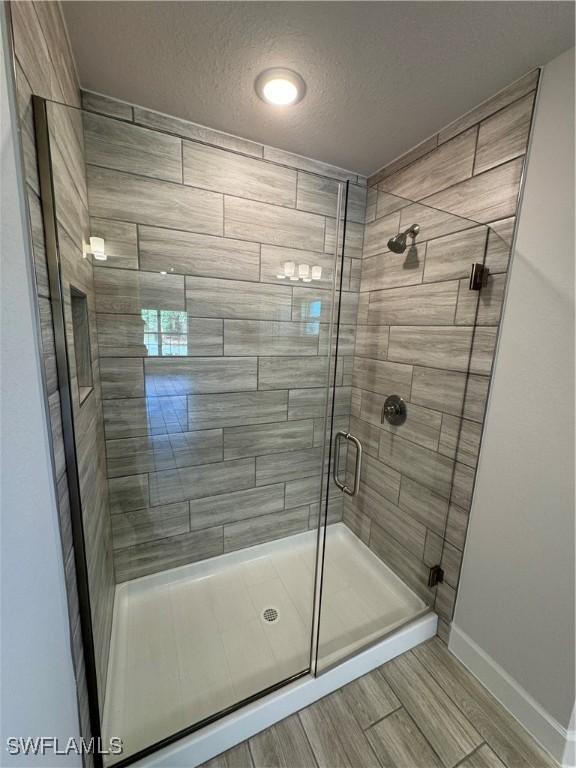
top-left (345, 67), bottom-right (540, 641)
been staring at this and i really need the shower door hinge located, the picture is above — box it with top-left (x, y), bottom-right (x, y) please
top-left (428, 565), bottom-right (444, 588)
top-left (469, 263), bottom-right (489, 290)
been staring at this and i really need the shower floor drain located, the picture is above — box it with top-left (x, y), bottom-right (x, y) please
top-left (262, 607), bottom-right (279, 624)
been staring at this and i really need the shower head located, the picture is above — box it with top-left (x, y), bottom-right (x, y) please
top-left (387, 224), bottom-right (420, 254)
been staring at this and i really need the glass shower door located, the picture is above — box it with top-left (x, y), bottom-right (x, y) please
top-left (315, 189), bottom-right (511, 670)
top-left (35, 96), bottom-right (350, 765)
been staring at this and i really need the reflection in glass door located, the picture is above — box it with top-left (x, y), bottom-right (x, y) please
top-left (35, 96), bottom-right (350, 765)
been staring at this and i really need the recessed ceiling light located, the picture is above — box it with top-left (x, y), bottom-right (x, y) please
top-left (255, 68), bottom-right (306, 106)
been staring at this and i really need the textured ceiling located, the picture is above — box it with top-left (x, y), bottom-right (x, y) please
top-left (63, 1), bottom-right (574, 176)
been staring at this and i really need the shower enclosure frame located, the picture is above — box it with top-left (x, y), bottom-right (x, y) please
top-left (32, 93), bottom-right (373, 768)
top-left (33, 94), bottom-right (105, 767)
top-left (32, 88), bottom-right (499, 763)
top-left (22, 34), bottom-right (540, 759)
top-left (31, 93), bottom-right (450, 767)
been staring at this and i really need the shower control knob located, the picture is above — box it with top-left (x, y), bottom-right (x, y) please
top-left (381, 395), bottom-right (407, 426)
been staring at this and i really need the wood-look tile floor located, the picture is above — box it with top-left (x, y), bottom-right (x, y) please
top-left (201, 638), bottom-right (558, 768)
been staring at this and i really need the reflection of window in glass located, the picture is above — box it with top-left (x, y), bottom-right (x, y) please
top-left (141, 309), bottom-right (188, 356)
top-left (305, 321), bottom-right (320, 337)
top-left (310, 300), bottom-right (322, 319)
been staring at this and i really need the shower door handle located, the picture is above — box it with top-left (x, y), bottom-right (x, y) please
top-left (333, 431), bottom-right (363, 497)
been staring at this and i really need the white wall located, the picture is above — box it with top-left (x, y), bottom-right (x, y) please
top-left (452, 46), bottom-right (575, 764)
top-left (0, 8), bottom-right (81, 765)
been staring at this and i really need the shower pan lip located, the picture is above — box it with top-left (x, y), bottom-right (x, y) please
top-left (122, 612), bottom-right (437, 768)
top-left (108, 669), bottom-right (311, 768)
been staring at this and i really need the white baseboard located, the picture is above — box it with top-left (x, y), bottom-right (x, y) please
top-left (136, 613), bottom-right (437, 768)
top-left (449, 623), bottom-right (573, 766)
top-left (562, 728), bottom-right (575, 768)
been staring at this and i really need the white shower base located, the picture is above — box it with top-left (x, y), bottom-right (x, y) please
top-left (103, 523), bottom-right (431, 765)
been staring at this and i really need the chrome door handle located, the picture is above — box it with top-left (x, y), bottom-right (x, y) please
top-left (347, 433), bottom-right (363, 497)
top-left (332, 431), bottom-right (363, 497)
top-left (333, 431), bottom-right (347, 493)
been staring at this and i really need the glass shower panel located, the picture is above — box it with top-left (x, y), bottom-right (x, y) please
top-left (37, 98), bottom-right (349, 764)
top-left (316, 189), bottom-right (510, 671)
top-left (34, 97), bottom-right (115, 732)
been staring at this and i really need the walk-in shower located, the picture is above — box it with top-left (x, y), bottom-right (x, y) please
top-left (32, 91), bottom-right (512, 767)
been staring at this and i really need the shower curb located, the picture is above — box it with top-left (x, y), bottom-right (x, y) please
top-left (134, 612), bottom-right (437, 768)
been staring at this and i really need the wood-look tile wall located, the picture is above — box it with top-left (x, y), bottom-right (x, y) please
top-left (9, 0), bottom-right (113, 749)
top-left (346, 70), bottom-right (539, 638)
top-left (82, 91), bottom-right (367, 581)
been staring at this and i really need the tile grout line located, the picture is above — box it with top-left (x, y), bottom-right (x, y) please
top-left (407, 645), bottom-right (495, 752)
top-left (362, 703), bottom-right (404, 732)
top-left (377, 701), bottom-right (450, 768)
top-left (471, 122), bottom-right (481, 177)
top-left (295, 711), bottom-right (322, 768)
top-left (369, 84), bottom-right (537, 186)
top-left (382, 653), bottom-right (482, 767)
top-left (82, 91), bottom-right (360, 184)
top-left (93, 214), bottom-right (329, 257)
top-left (245, 736), bottom-right (257, 768)
top-left (452, 742), bottom-right (490, 768)
top-left (365, 192), bottom-right (519, 248)
top-left (86, 159), bottom-right (354, 224)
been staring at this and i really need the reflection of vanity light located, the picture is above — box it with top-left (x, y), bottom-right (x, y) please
top-left (88, 236), bottom-right (106, 261)
top-left (277, 261), bottom-right (323, 282)
top-left (160, 271), bottom-right (167, 275)
top-left (289, 262), bottom-right (300, 281)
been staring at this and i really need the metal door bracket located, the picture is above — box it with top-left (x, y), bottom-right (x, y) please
top-left (428, 565), bottom-right (444, 587)
top-left (469, 263), bottom-right (489, 290)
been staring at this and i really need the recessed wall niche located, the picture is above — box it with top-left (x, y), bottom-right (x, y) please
top-left (70, 286), bottom-right (93, 403)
